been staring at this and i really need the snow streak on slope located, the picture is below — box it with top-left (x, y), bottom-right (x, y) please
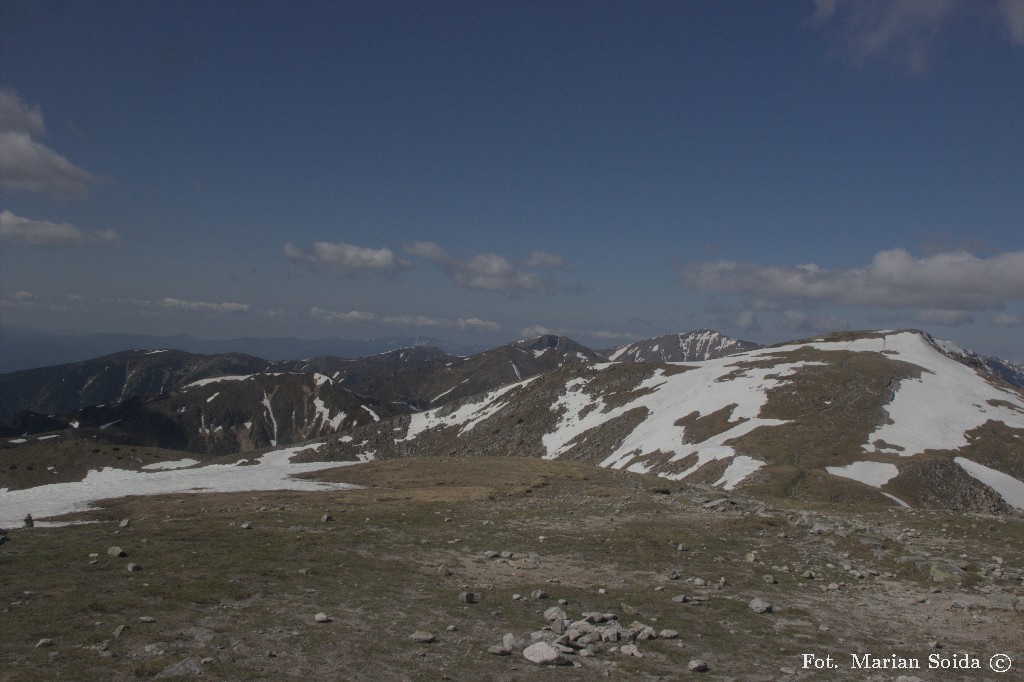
top-left (826, 461), bottom-right (899, 487)
top-left (0, 444), bottom-right (369, 527)
top-left (597, 359), bottom-right (821, 480)
top-left (402, 377), bottom-right (540, 441)
top-left (954, 457), bottom-right (1024, 510)
top-left (799, 332), bottom-right (1024, 457)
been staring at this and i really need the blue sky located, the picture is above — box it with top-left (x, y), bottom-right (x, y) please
top-left (1, 0), bottom-right (1022, 360)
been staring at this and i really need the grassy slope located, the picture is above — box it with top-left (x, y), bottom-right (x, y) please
top-left (2, 457), bottom-right (1022, 681)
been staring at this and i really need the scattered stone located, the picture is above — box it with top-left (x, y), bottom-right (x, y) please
top-left (437, 565), bottom-right (453, 576)
top-left (139, 616), bottom-right (156, 623)
top-left (460, 591), bottom-right (477, 604)
top-left (314, 612), bottom-right (331, 623)
top-left (113, 625), bottom-right (128, 639)
top-left (107, 546), bottom-right (127, 557)
top-left (35, 638), bottom-right (54, 648)
top-left (763, 574), bottom-right (777, 584)
top-left (523, 641), bottom-right (570, 665)
top-left (530, 590), bottom-right (549, 600)
top-left (671, 594), bottom-right (690, 603)
top-left (688, 659), bottom-right (710, 672)
top-left (118, 519), bottom-right (131, 528)
top-left (239, 522), bottom-right (252, 530)
top-left (154, 657), bottom-right (204, 679)
top-left (659, 629), bottom-right (679, 639)
top-left (483, 550), bottom-right (499, 558)
top-left (619, 644), bottom-right (643, 657)
top-left (410, 631), bottom-right (436, 643)
top-left (446, 625), bottom-right (457, 632)
top-left (320, 514), bottom-right (333, 522)
top-left (748, 597), bottom-right (773, 614)
top-left (127, 563), bottom-right (142, 572)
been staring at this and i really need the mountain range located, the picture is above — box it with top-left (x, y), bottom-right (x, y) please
top-left (1, 328), bottom-right (1022, 515)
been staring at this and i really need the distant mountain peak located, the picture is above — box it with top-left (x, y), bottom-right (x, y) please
top-left (606, 329), bottom-right (761, 363)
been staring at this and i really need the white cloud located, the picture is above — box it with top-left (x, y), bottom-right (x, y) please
top-left (912, 309), bottom-right (975, 326)
top-left (310, 307), bottom-right (375, 323)
top-left (992, 313), bottom-right (1024, 327)
top-left (735, 309), bottom-right (761, 332)
top-left (1, 210), bottom-right (118, 247)
top-left (284, 241), bottom-right (409, 276)
top-left (310, 307), bottom-right (443, 328)
top-left (525, 250), bottom-right (568, 269)
top-left (163, 297), bottom-right (250, 313)
top-left (997, 0), bottom-right (1024, 44)
top-left (407, 241), bottom-right (559, 294)
top-left (810, 0), bottom-right (1024, 73)
top-left (587, 330), bottom-right (636, 341)
top-left (0, 89), bottom-right (44, 136)
top-left (381, 314), bottom-right (441, 328)
top-left (0, 89), bottom-right (99, 198)
top-left (520, 325), bottom-right (555, 338)
top-left (458, 317), bottom-right (501, 332)
top-left (677, 249), bottom-right (1024, 312)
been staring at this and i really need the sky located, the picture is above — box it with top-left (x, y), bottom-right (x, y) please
top-left (1, 0), bottom-right (1022, 361)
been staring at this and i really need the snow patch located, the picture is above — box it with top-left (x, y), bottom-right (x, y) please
top-left (0, 443), bottom-right (362, 527)
top-left (955, 457), bottom-right (1024, 510)
top-left (826, 461), bottom-right (899, 488)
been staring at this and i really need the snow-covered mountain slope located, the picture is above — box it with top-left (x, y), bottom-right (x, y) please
top-left (1, 372), bottom-right (395, 456)
top-left (323, 330), bottom-right (1024, 513)
top-left (605, 329), bottom-right (761, 363)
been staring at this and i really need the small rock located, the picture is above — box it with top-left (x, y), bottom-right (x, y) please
top-left (119, 519), bottom-right (131, 528)
top-left (410, 631), bottom-right (436, 643)
top-left (659, 629), bottom-right (679, 639)
top-left (502, 633), bottom-right (517, 652)
top-left (139, 616), bottom-right (156, 623)
top-left (437, 565), bottom-right (453, 576)
top-left (688, 658), bottom-right (710, 672)
top-left (314, 612), bottom-right (331, 623)
top-left (763, 574), bottom-right (777, 584)
top-left (483, 550), bottom-right (499, 558)
top-left (107, 546), bottom-right (127, 557)
top-left (239, 522), bottom-right (252, 530)
top-left (530, 589), bottom-right (548, 600)
top-left (748, 597), bottom-right (772, 614)
top-left (446, 625), bottom-right (457, 632)
top-left (320, 514), bottom-right (333, 523)
top-left (488, 645), bottom-right (510, 655)
top-left (127, 563), bottom-right (141, 572)
top-left (619, 644), bottom-right (643, 657)
top-left (460, 591), bottom-right (477, 603)
top-left (35, 638), bottom-right (54, 648)
top-left (544, 606), bottom-right (567, 622)
top-left (522, 641), bottom-right (569, 665)
top-left (113, 625), bottom-right (128, 639)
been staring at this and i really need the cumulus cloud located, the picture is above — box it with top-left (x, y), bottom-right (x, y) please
top-left (163, 297), bottom-right (250, 313)
top-left (0, 89), bottom-right (99, 198)
top-left (284, 241), bottom-right (409, 276)
top-left (407, 241), bottom-right (561, 294)
top-left (1, 210), bottom-right (118, 247)
top-left (676, 249), bottom-right (1024, 312)
top-left (458, 317), bottom-right (501, 332)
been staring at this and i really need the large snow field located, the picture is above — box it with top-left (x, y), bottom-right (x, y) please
top-left (0, 444), bottom-right (368, 528)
